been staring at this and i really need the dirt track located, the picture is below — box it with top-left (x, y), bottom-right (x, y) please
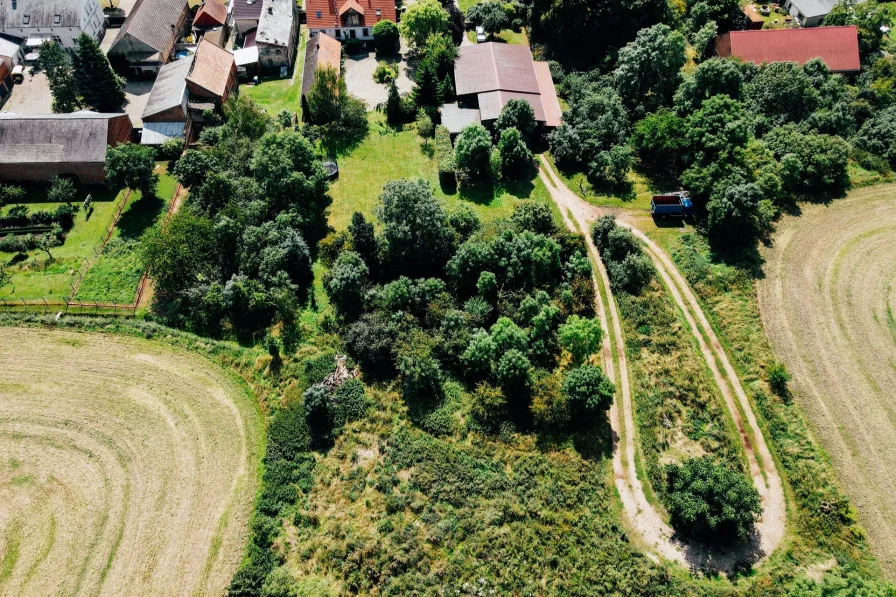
top-left (758, 186), bottom-right (896, 577)
top-left (0, 328), bottom-right (261, 596)
top-left (539, 157), bottom-right (786, 572)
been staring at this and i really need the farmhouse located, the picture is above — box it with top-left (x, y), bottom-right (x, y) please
top-left (301, 32), bottom-right (341, 122)
top-left (715, 26), bottom-right (861, 74)
top-left (305, 0), bottom-right (396, 42)
top-left (0, 112), bottom-right (133, 183)
top-left (228, 0), bottom-right (264, 43)
top-left (781, 0), bottom-right (838, 26)
top-left (446, 42), bottom-right (562, 134)
top-left (186, 38), bottom-right (237, 106)
top-left (108, 0), bottom-right (190, 75)
top-left (0, 0), bottom-right (105, 49)
top-left (256, 0), bottom-right (299, 72)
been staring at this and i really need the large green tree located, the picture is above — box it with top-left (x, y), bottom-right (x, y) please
top-left (613, 24), bottom-right (687, 117)
top-left (400, 0), bottom-right (450, 50)
top-left (454, 124), bottom-right (493, 185)
top-left (37, 41), bottom-right (80, 113)
top-left (105, 143), bottom-right (158, 196)
top-left (74, 32), bottom-right (125, 111)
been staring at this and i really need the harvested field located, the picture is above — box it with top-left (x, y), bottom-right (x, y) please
top-left (759, 185), bottom-right (896, 577)
top-left (0, 328), bottom-right (262, 596)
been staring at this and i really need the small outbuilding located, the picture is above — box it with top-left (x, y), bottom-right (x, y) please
top-left (301, 32), bottom-right (342, 122)
top-left (440, 104), bottom-right (481, 136)
top-left (186, 38), bottom-right (237, 107)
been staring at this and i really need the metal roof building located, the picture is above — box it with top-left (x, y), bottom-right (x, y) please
top-left (715, 26), bottom-right (861, 74)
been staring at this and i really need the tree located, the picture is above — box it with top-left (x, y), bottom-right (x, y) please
top-left (373, 20), bottom-right (400, 54)
top-left (549, 85), bottom-right (630, 171)
top-left (614, 24), bottom-right (687, 117)
top-left (47, 176), bottom-right (77, 204)
top-left (401, 0), bottom-right (450, 50)
top-left (0, 185), bottom-right (25, 207)
top-left (854, 106), bottom-right (896, 167)
top-left (681, 95), bottom-right (752, 199)
top-left (824, 0), bottom-right (890, 62)
top-left (37, 41), bottom-right (80, 113)
top-left (557, 315), bottom-right (602, 364)
top-left (376, 178), bottom-right (454, 277)
top-left (510, 201), bottom-right (555, 235)
top-left (631, 109), bottom-right (688, 175)
top-left (325, 251), bottom-right (369, 320)
top-left (173, 149), bottom-right (217, 188)
top-left (562, 365), bottom-right (615, 425)
top-left (454, 124), bottom-right (493, 186)
top-left (767, 362), bottom-right (791, 397)
top-left (417, 110), bottom-right (435, 141)
top-left (497, 127), bottom-right (533, 179)
top-left (495, 348), bottom-right (531, 395)
top-left (385, 79), bottom-right (405, 124)
top-left (763, 124), bottom-right (850, 193)
top-left (307, 65), bottom-right (343, 125)
top-left (467, 1), bottom-right (509, 35)
top-left (344, 313), bottom-right (398, 375)
top-left (412, 57), bottom-right (442, 112)
top-left (673, 57), bottom-right (744, 113)
top-left (441, 0), bottom-right (466, 45)
top-left (462, 328), bottom-right (497, 379)
top-left (349, 212), bottom-right (378, 273)
top-left (74, 32), bottom-right (125, 111)
top-left (706, 183), bottom-right (763, 247)
top-left (494, 99), bottom-right (536, 139)
top-left (665, 457), bottom-right (762, 543)
top-left (141, 211), bottom-right (218, 299)
top-left (422, 33), bottom-right (458, 80)
top-left (490, 317), bottom-right (528, 353)
top-left (470, 382), bottom-right (508, 431)
top-left (105, 143), bottom-right (158, 196)
top-left (745, 61), bottom-right (818, 125)
top-left (589, 145), bottom-right (633, 187)
top-left (39, 230), bottom-right (62, 260)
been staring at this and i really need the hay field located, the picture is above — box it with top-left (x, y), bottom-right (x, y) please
top-left (758, 185), bottom-right (896, 576)
top-left (0, 328), bottom-right (262, 596)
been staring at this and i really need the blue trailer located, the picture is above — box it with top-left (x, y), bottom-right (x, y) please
top-left (651, 191), bottom-right (693, 217)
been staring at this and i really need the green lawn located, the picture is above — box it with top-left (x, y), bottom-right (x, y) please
top-left (466, 28), bottom-right (529, 45)
top-left (77, 165), bottom-right (179, 304)
top-left (242, 27), bottom-right (308, 118)
top-left (0, 185), bottom-right (124, 302)
top-left (458, 0), bottom-right (477, 12)
top-left (326, 113), bottom-right (554, 231)
top-left (545, 154), bottom-right (655, 212)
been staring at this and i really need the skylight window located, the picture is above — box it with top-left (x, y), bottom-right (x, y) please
top-left (54, 14), bottom-right (61, 24)
top-left (316, 10), bottom-right (322, 18)
top-left (23, 15), bottom-right (30, 25)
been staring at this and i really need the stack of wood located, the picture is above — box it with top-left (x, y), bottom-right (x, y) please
top-left (322, 355), bottom-right (359, 393)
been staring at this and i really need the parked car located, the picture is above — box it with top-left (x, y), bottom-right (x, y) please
top-left (476, 26), bottom-right (486, 43)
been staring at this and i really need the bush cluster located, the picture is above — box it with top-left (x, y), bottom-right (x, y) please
top-left (591, 216), bottom-right (654, 294)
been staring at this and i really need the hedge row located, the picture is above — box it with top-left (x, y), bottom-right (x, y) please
top-left (0, 203), bottom-right (79, 231)
top-left (435, 125), bottom-right (456, 186)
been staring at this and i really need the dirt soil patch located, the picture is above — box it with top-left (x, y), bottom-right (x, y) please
top-left (0, 328), bottom-right (262, 596)
top-left (758, 185), bottom-right (896, 577)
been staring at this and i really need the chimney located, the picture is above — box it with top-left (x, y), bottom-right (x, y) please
top-left (268, 6), bottom-right (273, 14)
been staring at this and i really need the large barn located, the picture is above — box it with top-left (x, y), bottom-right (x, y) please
top-left (714, 26), bottom-right (861, 74)
top-left (0, 112), bottom-right (133, 184)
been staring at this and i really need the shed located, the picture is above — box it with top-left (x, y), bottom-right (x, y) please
top-left (194, 0), bottom-right (228, 29)
top-left (141, 121), bottom-right (186, 145)
top-left (142, 56), bottom-right (193, 123)
top-left (440, 104), bottom-right (481, 135)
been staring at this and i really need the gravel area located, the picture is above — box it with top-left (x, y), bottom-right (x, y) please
top-left (343, 47), bottom-right (414, 110)
top-left (1, 71), bottom-right (53, 114)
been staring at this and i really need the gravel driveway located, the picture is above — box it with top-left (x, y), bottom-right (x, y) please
top-left (343, 47), bottom-right (414, 110)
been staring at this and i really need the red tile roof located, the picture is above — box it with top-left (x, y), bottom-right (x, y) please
top-left (187, 38), bottom-right (235, 98)
top-left (194, 0), bottom-right (228, 27)
top-left (715, 26), bottom-right (860, 73)
top-left (306, 0), bottom-right (395, 29)
top-left (339, 0), bottom-right (364, 16)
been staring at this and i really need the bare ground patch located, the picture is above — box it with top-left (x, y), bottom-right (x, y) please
top-left (0, 328), bottom-right (262, 596)
top-left (758, 185), bottom-right (896, 577)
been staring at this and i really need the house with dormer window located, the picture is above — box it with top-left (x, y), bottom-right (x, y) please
top-left (305, 0), bottom-right (396, 42)
top-left (0, 0), bottom-right (105, 49)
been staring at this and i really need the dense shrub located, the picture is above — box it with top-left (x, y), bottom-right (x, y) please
top-left (665, 456), bottom-right (761, 543)
top-left (435, 125), bottom-right (456, 185)
top-left (373, 20), bottom-right (400, 54)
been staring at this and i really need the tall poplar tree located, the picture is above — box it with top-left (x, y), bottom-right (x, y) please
top-left (74, 33), bottom-right (125, 112)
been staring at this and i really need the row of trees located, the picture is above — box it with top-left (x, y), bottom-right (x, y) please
top-left (38, 35), bottom-right (125, 113)
top-left (139, 97), bottom-right (331, 341)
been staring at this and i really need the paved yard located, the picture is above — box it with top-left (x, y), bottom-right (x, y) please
top-left (343, 49), bottom-right (414, 110)
top-left (1, 72), bottom-right (53, 114)
top-left (121, 79), bottom-right (153, 127)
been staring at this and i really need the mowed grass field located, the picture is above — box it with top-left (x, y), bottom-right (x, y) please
top-left (327, 113), bottom-right (555, 231)
top-left (758, 185), bottom-right (896, 577)
top-left (0, 328), bottom-right (262, 596)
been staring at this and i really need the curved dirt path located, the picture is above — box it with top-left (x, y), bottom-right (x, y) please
top-left (757, 186), bottom-right (896, 577)
top-left (539, 156), bottom-right (786, 572)
top-left (0, 328), bottom-right (262, 596)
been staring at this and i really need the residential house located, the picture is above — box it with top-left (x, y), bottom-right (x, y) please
top-left (0, 0), bottom-right (105, 49)
top-left (256, 0), bottom-right (298, 72)
top-left (141, 56), bottom-right (192, 145)
top-left (0, 112), bottom-right (133, 183)
top-left (228, 0), bottom-right (263, 43)
top-left (301, 32), bottom-right (341, 122)
top-left (186, 38), bottom-right (237, 106)
top-left (108, 0), bottom-right (190, 76)
top-left (715, 26), bottom-right (861, 74)
top-left (0, 35), bottom-right (24, 69)
top-left (782, 0), bottom-right (838, 26)
top-left (446, 43), bottom-right (562, 134)
top-left (306, 0), bottom-right (396, 42)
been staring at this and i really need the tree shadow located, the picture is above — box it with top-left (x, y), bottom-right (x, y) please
top-left (115, 188), bottom-right (165, 240)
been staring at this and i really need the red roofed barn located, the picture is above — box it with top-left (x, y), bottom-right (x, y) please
top-left (194, 0), bottom-right (228, 29)
top-left (715, 26), bottom-right (861, 74)
top-left (305, 0), bottom-right (396, 41)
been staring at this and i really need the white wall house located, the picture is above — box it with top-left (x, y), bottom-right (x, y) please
top-left (0, 0), bottom-right (105, 49)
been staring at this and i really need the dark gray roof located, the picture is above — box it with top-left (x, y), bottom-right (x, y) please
top-left (455, 43), bottom-right (540, 97)
top-left (231, 0), bottom-right (264, 21)
top-left (0, 112), bottom-right (123, 164)
top-left (0, 0), bottom-right (83, 29)
top-left (257, 0), bottom-right (293, 46)
top-left (787, 0), bottom-right (838, 18)
top-left (142, 55), bottom-right (193, 119)
top-left (440, 103), bottom-right (481, 134)
top-left (112, 0), bottom-right (189, 55)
